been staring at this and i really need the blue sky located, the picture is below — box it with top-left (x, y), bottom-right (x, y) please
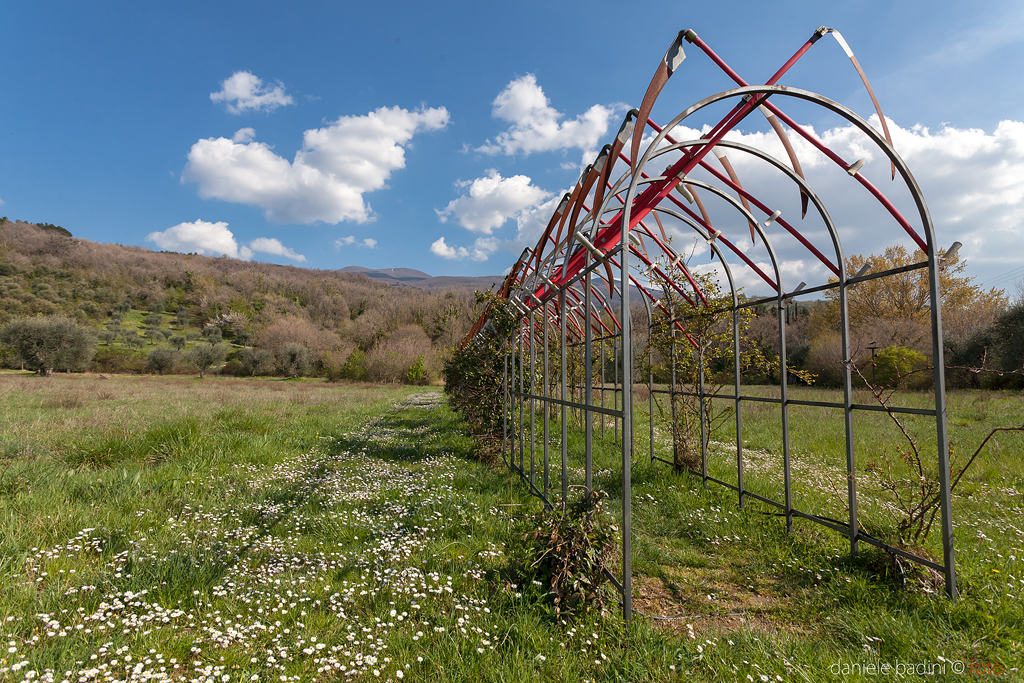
top-left (1, 1), bottom-right (1022, 293)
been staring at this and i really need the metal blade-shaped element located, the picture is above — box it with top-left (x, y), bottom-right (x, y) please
top-left (712, 146), bottom-right (758, 244)
top-left (689, 184), bottom-right (713, 232)
top-left (827, 29), bottom-right (896, 180)
top-left (589, 144), bottom-right (614, 223)
top-left (652, 210), bottom-right (670, 243)
top-left (553, 168), bottom-right (590, 251)
top-left (562, 164), bottom-right (599, 249)
top-left (596, 110), bottom-right (637, 206)
top-left (632, 31), bottom-right (686, 173)
top-left (758, 104), bottom-right (810, 218)
top-left (604, 258), bottom-right (616, 297)
top-left (534, 193), bottom-right (571, 271)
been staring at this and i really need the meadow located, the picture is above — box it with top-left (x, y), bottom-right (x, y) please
top-left (0, 372), bottom-right (1021, 682)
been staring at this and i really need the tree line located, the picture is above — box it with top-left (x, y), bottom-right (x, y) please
top-left (677, 244), bottom-right (1019, 390)
top-left (0, 219), bottom-right (482, 382)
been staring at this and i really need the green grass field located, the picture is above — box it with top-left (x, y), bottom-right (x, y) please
top-left (0, 373), bottom-right (1021, 681)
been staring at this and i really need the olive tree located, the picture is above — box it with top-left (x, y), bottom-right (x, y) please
top-left (238, 347), bottom-right (276, 376)
top-left (0, 315), bottom-right (96, 376)
top-left (146, 347), bottom-right (180, 376)
top-left (278, 344), bottom-right (310, 378)
top-left (187, 343), bottom-right (227, 378)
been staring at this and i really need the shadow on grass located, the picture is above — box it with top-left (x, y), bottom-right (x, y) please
top-left (328, 404), bottom-right (481, 465)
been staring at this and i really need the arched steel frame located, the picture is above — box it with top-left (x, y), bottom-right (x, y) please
top-left (466, 27), bottom-right (956, 623)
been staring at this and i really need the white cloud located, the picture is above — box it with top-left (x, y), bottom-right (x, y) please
top-left (146, 220), bottom-right (305, 262)
top-left (436, 170), bottom-right (552, 234)
top-left (430, 237), bottom-right (463, 259)
top-left (248, 237), bottom-right (306, 262)
top-left (430, 236), bottom-right (497, 262)
top-left (148, 220), bottom-right (252, 259)
top-left (720, 117), bottom-right (1024, 282)
top-left (432, 171), bottom-right (566, 263)
top-left (210, 71), bottom-right (295, 114)
top-left (333, 235), bottom-right (377, 249)
top-left (476, 74), bottom-right (622, 163)
top-left (618, 116), bottom-right (1024, 294)
top-left (510, 193), bottom-right (565, 245)
top-left (447, 115), bottom-right (1023, 292)
top-left (183, 105), bottom-right (450, 224)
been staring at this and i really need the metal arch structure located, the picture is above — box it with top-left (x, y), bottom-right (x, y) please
top-left (462, 27), bottom-right (957, 622)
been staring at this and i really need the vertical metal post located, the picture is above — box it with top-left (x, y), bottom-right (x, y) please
top-left (840, 274), bottom-right (858, 554)
top-left (734, 307), bottom-right (745, 508)
top-left (511, 324), bottom-right (516, 473)
top-left (621, 241), bottom-right (634, 626)
top-left (543, 300), bottom-right (550, 501)
top-left (778, 297), bottom-right (793, 534)
top-left (560, 290), bottom-right (568, 509)
top-left (669, 297), bottom-right (678, 468)
top-left (530, 307), bottom-right (536, 489)
top-left (649, 305), bottom-right (655, 463)
top-left (929, 250), bottom-right (957, 599)
top-left (518, 319), bottom-right (525, 475)
top-left (699, 342), bottom-right (707, 486)
top-left (585, 260), bottom-right (593, 496)
top-left (614, 332), bottom-right (620, 444)
top-left (503, 334), bottom-right (509, 468)
top-left (600, 337), bottom-right (606, 436)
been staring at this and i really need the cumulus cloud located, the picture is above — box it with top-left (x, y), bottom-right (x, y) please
top-left (618, 116), bottom-right (1024, 294)
top-left (210, 71), bottom-right (295, 114)
top-left (183, 105), bottom-right (450, 224)
top-left (146, 220), bottom-right (305, 262)
top-left (248, 237), bottom-right (306, 262)
top-left (436, 170), bottom-right (552, 234)
top-left (332, 236), bottom-right (378, 249)
top-left (476, 74), bottom-right (622, 163)
top-left (147, 220), bottom-right (251, 259)
top-left (430, 236), bottom-right (498, 262)
top-left (509, 193), bottom-right (565, 245)
top-left (431, 170), bottom-right (566, 262)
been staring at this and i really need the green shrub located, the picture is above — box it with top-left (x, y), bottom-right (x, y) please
top-left (505, 490), bottom-right (615, 622)
top-left (340, 348), bottom-right (367, 381)
top-left (221, 359), bottom-right (245, 376)
top-left (92, 346), bottom-right (147, 374)
top-left (443, 292), bottom-right (516, 454)
top-left (994, 302), bottom-right (1024, 388)
top-left (405, 355), bottom-right (428, 385)
top-left (869, 345), bottom-right (928, 388)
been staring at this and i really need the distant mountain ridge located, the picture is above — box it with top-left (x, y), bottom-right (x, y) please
top-left (339, 266), bottom-right (503, 292)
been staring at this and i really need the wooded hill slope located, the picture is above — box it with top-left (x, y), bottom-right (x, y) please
top-left (0, 218), bottom-right (480, 382)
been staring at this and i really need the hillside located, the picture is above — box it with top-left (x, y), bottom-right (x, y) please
top-left (338, 265), bottom-right (504, 292)
top-left (0, 219), bottom-right (483, 382)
